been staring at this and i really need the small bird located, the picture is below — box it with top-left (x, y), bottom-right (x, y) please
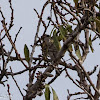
top-left (41, 34), bottom-right (58, 62)
top-left (41, 34), bottom-right (67, 74)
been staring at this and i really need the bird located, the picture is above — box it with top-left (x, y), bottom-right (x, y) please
top-left (41, 34), bottom-right (59, 62)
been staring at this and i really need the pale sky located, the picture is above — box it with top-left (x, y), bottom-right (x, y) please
top-left (0, 0), bottom-right (100, 100)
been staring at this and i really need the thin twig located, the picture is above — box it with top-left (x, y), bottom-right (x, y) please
top-left (10, 66), bottom-right (24, 97)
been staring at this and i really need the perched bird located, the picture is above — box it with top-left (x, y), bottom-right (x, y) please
top-left (41, 34), bottom-right (67, 74)
top-left (41, 34), bottom-right (58, 62)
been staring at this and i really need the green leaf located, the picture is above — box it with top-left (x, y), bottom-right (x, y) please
top-left (73, 0), bottom-right (79, 7)
top-left (75, 47), bottom-right (81, 59)
top-left (68, 44), bottom-right (73, 52)
top-left (58, 25), bottom-right (72, 41)
top-left (59, 25), bottom-right (66, 41)
top-left (94, 17), bottom-right (100, 33)
top-left (89, 16), bottom-right (94, 22)
top-left (89, 16), bottom-right (100, 33)
top-left (52, 29), bottom-right (61, 50)
top-left (50, 27), bottom-right (55, 37)
top-left (45, 84), bottom-right (51, 100)
top-left (73, 43), bottom-right (81, 59)
top-left (24, 44), bottom-right (30, 63)
top-left (89, 34), bottom-right (94, 53)
top-left (51, 87), bottom-right (59, 100)
top-left (65, 25), bottom-right (72, 33)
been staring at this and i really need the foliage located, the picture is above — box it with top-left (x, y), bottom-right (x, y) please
top-left (24, 44), bottom-right (30, 63)
top-left (45, 84), bottom-right (59, 100)
top-left (0, 0), bottom-right (100, 100)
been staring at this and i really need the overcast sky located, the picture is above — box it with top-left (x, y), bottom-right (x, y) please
top-left (0, 0), bottom-right (100, 100)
